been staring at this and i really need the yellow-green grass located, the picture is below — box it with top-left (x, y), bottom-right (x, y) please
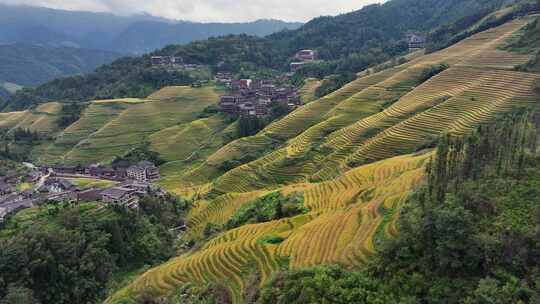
top-left (61, 86), bottom-right (220, 164)
top-left (16, 182), bottom-right (33, 191)
top-left (68, 177), bottom-right (118, 189)
top-left (150, 115), bottom-right (231, 162)
top-left (0, 86), bottom-right (226, 168)
top-left (298, 78), bottom-right (322, 103)
top-left (0, 111), bottom-right (27, 129)
top-left (0, 102), bottom-right (62, 135)
top-left (20, 86), bottom-right (221, 165)
top-left (150, 115), bottom-right (238, 192)
top-left (39, 102), bottom-right (131, 163)
top-left (92, 98), bottom-right (148, 104)
top-left (186, 191), bottom-right (267, 238)
top-left (344, 68), bottom-right (539, 167)
top-left (107, 152), bottom-right (429, 304)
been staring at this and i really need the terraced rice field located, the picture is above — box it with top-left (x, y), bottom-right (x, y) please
top-left (150, 115), bottom-right (232, 162)
top-left (298, 78), bottom-right (322, 103)
top-left (0, 17), bottom-right (535, 304)
top-left (107, 18), bottom-right (540, 304)
top-left (0, 86), bottom-right (224, 183)
top-left (107, 152), bottom-right (429, 304)
top-left (182, 62), bottom-right (414, 190)
top-left (42, 86), bottom-right (220, 164)
top-left (92, 98), bottom-right (147, 104)
top-left (67, 88), bottom-right (218, 163)
top-left (0, 102), bottom-right (62, 134)
top-left (189, 18), bottom-right (540, 194)
top-left (40, 102), bottom-right (130, 163)
top-left (186, 191), bottom-right (266, 238)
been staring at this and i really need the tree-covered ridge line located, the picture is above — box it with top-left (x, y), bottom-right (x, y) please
top-left (366, 109), bottom-right (540, 303)
top-left (2, 0), bottom-right (521, 111)
top-left (425, 0), bottom-right (540, 54)
top-left (0, 4), bottom-right (302, 54)
top-left (507, 16), bottom-right (540, 72)
top-left (4, 57), bottom-right (208, 111)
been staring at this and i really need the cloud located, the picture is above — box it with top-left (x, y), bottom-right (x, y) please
top-left (0, 0), bottom-right (381, 22)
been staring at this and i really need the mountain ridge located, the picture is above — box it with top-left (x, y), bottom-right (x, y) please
top-left (0, 4), bottom-right (302, 54)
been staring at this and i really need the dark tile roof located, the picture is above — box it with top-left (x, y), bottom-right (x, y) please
top-left (138, 161), bottom-right (155, 168)
top-left (77, 188), bottom-right (102, 202)
top-left (57, 178), bottom-right (75, 189)
top-left (0, 193), bottom-right (21, 204)
top-left (22, 189), bottom-right (34, 196)
top-left (1, 199), bottom-right (33, 213)
top-left (101, 187), bottom-right (133, 199)
top-left (0, 183), bottom-right (14, 192)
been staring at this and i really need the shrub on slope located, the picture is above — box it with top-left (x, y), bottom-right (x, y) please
top-left (225, 192), bottom-right (307, 229)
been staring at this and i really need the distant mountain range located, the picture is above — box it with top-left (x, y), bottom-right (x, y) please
top-left (0, 4), bottom-right (303, 54)
top-left (0, 43), bottom-right (123, 87)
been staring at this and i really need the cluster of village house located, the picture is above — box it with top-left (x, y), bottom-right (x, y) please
top-left (153, 38), bottom-right (426, 118)
top-left (150, 55), bottom-right (204, 71)
top-left (212, 39), bottom-right (424, 118)
top-left (289, 49), bottom-right (319, 72)
top-left (216, 77), bottom-right (301, 117)
top-left (0, 161), bottom-right (161, 222)
top-left (213, 49), bottom-right (320, 117)
top-left (406, 33), bottom-right (426, 50)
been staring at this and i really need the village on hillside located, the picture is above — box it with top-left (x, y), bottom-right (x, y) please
top-left (213, 40), bottom-right (425, 118)
top-left (214, 49), bottom-right (321, 117)
top-left (150, 55), bottom-right (206, 71)
top-left (1, 34), bottom-right (429, 223)
top-left (0, 160), bottom-right (162, 223)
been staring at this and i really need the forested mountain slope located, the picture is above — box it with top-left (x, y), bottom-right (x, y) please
top-left (3, 0), bottom-right (527, 111)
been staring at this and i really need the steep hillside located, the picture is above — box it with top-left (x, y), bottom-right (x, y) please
top-left (0, 43), bottom-right (122, 87)
top-left (101, 17), bottom-right (540, 304)
top-left (35, 86), bottom-right (225, 165)
top-left (268, 0), bottom-right (511, 59)
top-left (507, 16), bottom-right (540, 71)
top-left (0, 7), bottom-right (539, 304)
top-left (170, 18), bottom-right (537, 195)
top-left (0, 102), bottom-right (63, 134)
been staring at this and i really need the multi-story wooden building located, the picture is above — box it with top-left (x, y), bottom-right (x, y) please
top-left (127, 161), bottom-right (160, 182)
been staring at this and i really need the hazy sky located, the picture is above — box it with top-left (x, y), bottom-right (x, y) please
top-left (0, 0), bottom-right (382, 22)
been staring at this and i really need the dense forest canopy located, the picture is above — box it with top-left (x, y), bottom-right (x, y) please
top-left (0, 195), bottom-right (190, 304)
